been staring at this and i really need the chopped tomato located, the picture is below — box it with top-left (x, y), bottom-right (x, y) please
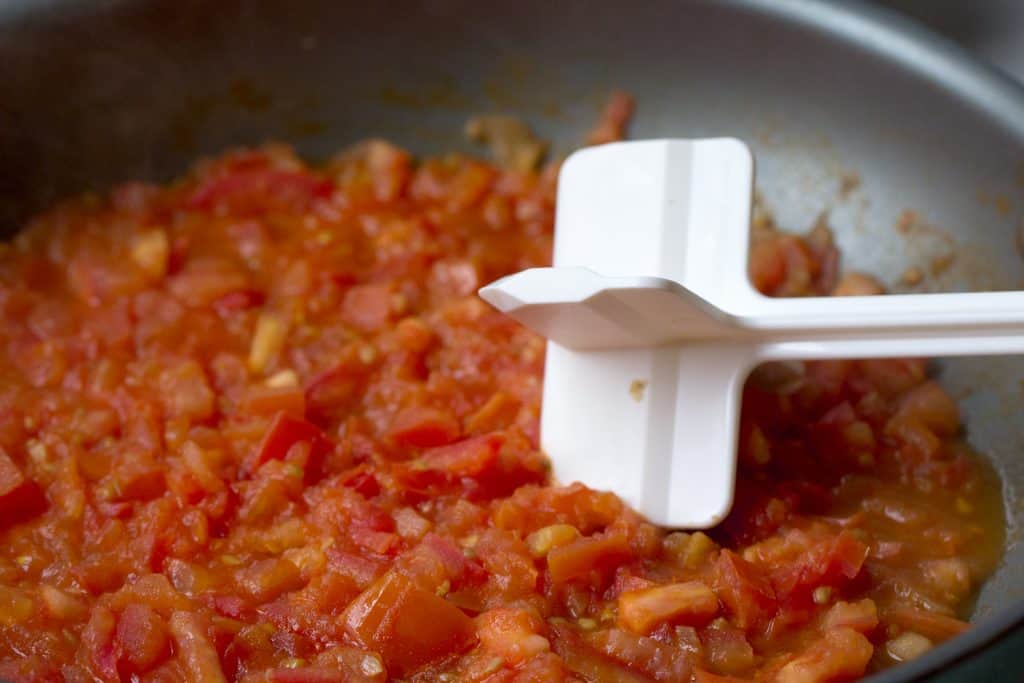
top-left (771, 531), bottom-right (868, 604)
top-left (618, 581), bottom-right (719, 634)
top-left (188, 168), bottom-right (333, 213)
top-left (254, 412), bottom-right (331, 467)
top-left (168, 611), bottom-right (227, 683)
top-left (547, 531), bottom-right (634, 584)
top-left (388, 406), bottom-right (461, 448)
top-left (342, 284), bottom-right (393, 332)
top-left (694, 671), bottom-right (749, 683)
top-left (241, 384), bottom-right (307, 418)
top-left (883, 606), bottom-right (969, 642)
top-left (269, 668), bottom-right (348, 683)
top-left (822, 600), bottom-right (879, 634)
top-left (419, 434), bottom-right (503, 477)
top-left (774, 627), bottom-right (873, 683)
top-left (342, 571), bottom-right (475, 676)
top-left (714, 550), bottom-right (777, 630)
top-left (81, 607), bottom-right (118, 682)
top-left (0, 134), bottom-right (1004, 681)
top-left (0, 450), bottom-right (45, 528)
top-left (115, 604), bottom-right (170, 675)
top-left (212, 288), bottom-right (265, 315)
top-left (549, 621), bottom-right (650, 683)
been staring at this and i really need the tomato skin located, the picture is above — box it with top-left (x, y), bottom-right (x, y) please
top-left (114, 604), bottom-right (170, 675)
top-left (694, 671), bottom-right (748, 683)
top-left (713, 550), bottom-right (777, 630)
top-left (81, 607), bottom-right (119, 683)
top-left (188, 168), bottom-right (333, 213)
top-left (388, 406), bottom-right (461, 448)
top-left (339, 464), bottom-right (381, 498)
top-left (421, 434), bottom-right (503, 477)
top-left (617, 581), bottom-right (719, 634)
top-left (212, 288), bottom-right (265, 315)
top-left (254, 412), bottom-right (331, 467)
top-left (269, 667), bottom-right (348, 683)
top-left (547, 531), bottom-right (634, 584)
top-left (774, 627), bottom-right (873, 683)
top-left (770, 531), bottom-right (868, 606)
top-left (883, 606), bottom-right (969, 641)
top-left (548, 620), bottom-right (650, 683)
top-left (0, 451), bottom-right (45, 528)
top-left (241, 384), bottom-right (307, 418)
top-left (342, 284), bottom-right (393, 332)
top-left (342, 571), bottom-right (475, 676)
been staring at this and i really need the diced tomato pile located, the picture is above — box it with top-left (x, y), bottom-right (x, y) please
top-left (0, 109), bottom-right (1004, 682)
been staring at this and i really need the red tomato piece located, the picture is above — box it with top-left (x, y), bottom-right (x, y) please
top-left (0, 450), bottom-right (45, 528)
top-left (547, 531), bottom-right (634, 584)
top-left (774, 627), bottom-right (873, 682)
top-left (339, 465), bottom-right (381, 498)
top-left (884, 606), bottom-right (969, 642)
top-left (342, 284), bottom-right (393, 332)
top-left (342, 571), bottom-right (475, 676)
top-left (549, 621), bottom-right (650, 683)
top-left (255, 412), bottom-right (331, 466)
top-left (694, 671), bottom-right (749, 683)
top-left (241, 384), bottom-right (307, 418)
top-left (771, 531), bottom-right (869, 605)
top-left (82, 607), bottom-right (119, 682)
top-left (188, 169), bottom-right (333, 212)
top-left (420, 434), bottom-right (503, 478)
top-left (212, 289), bottom-right (265, 315)
top-left (269, 668), bottom-right (348, 683)
top-left (304, 365), bottom-right (365, 421)
top-left (328, 550), bottom-right (388, 589)
top-left (115, 604), bottom-right (170, 675)
top-left (388, 406), bottom-right (461, 448)
top-left (714, 550), bottom-right (777, 630)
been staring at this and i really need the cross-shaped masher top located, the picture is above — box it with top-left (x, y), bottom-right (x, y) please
top-left (479, 138), bottom-right (1024, 529)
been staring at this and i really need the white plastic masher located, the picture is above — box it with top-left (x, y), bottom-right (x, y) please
top-left (478, 138), bottom-right (1024, 529)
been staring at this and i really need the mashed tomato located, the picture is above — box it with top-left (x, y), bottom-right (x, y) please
top-left (0, 129), bottom-right (1003, 682)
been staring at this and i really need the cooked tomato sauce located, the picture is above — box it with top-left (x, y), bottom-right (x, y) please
top-left (0, 121), bottom-right (1005, 682)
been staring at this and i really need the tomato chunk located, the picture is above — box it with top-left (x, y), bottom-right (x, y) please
top-left (617, 581), bottom-right (719, 634)
top-left (388, 406), bottom-right (460, 448)
top-left (188, 168), bottom-right (333, 213)
top-left (269, 667), bottom-right (348, 683)
top-left (884, 606), bottom-right (969, 642)
top-left (547, 532), bottom-right (634, 584)
top-left (771, 531), bottom-right (868, 603)
top-left (342, 571), bottom-right (475, 676)
top-left (775, 627), bottom-right (873, 683)
top-left (549, 621), bottom-right (649, 683)
top-left (342, 284), bottom-right (393, 332)
top-left (0, 450), bottom-right (45, 528)
top-left (241, 384), bottom-right (306, 418)
top-left (714, 550), bottom-right (777, 629)
top-left (115, 604), bottom-right (170, 675)
top-left (255, 411), bottom-right (331, 466)
top-left (420, 434), bottom-right (503, 478)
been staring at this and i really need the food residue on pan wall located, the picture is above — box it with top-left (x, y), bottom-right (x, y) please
top-left (628, 379), bottom-right (648, 402)
top-left (892, 209), bottom-right (1013, 293)
top-left (464, 116), bottom-right (548, 172)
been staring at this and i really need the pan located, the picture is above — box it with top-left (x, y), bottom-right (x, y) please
top-left (0, 0), bottom-right (1021, 680)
